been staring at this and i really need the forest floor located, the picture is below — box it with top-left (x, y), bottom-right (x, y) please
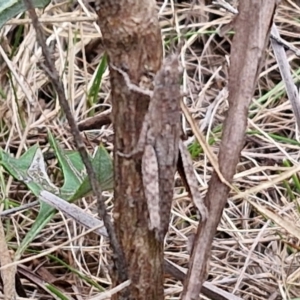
top-left (1, 1), bottom-right (300, 299)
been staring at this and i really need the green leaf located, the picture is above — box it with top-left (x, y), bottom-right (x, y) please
top-left (45, 284), bottom-right (72, 300)
top-left (0, 0), bottom-right (50, 29)
top-left (48, 131), bottom-right (85, 199)
top-left (0, 132), bottom-right (113, 258)
top-left (0, 145), bottom-right (38, 184)
top-left (70, 145), bottom-right (113, 201)
top-left (87, 54), bottom-right (107, 116)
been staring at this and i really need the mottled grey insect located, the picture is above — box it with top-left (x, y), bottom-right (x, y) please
top-left (112, 54), bottom-right (207, 240)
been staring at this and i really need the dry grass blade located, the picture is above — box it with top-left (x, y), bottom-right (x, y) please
top-left (0, 225), bottom-right (101, 271)
top-left (181, 100), bottom-right (232, 189)
top-left (270, 24), bottom-right (300, 129)
top-left (232, 164), bottom-right (300, 201)
top-left (214, 0), bottom-right (300, 57)
top-left (215, 0), bottom-right (300, 133)
top-left (248, 199), bottom-right (300, 240)
top-left (87, 280), bottom-right (131, 300)
top-left (0, 220), bottom-right (16, 300)
top-left (39, 191), bottom-right (108, 237)
top-left (2, 0), bottom-right (300, 299)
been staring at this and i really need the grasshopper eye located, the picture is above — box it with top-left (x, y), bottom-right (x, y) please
top-left (165, 69), bottom-right (171, 77)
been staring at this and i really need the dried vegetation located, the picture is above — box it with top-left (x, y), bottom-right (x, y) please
top-left (1, 0), bottom-right (300, 299)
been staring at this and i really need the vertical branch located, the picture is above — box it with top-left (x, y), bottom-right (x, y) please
top-left (96, 0), bottom-right (164, 299)
top-left (182, 1), bottom-right (278, 299)
top-left (23, 0), bottom-right (127, 289)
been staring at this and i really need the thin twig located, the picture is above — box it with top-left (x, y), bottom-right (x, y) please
top-left (22, 0), bottom-right (128, 283)
top-left (0, 201), bottom-right (39, 217)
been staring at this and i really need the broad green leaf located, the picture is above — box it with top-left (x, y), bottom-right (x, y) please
top-left (0, 145), bottom-right (59, 195)
top-left (0, 0), bottom-right (50, 29)
top-left (26, 146), bottom-right (60, 194)
top-left (48, 131), bottom-right (85, 198)
top-left (48, 130), bottom-right (113, 199)
top-left (0, 145), bottom-right (39, 184)
top-left (0, 132), bottom-right (113, 258)
top-left (70, 145), bottom-right (113, 200)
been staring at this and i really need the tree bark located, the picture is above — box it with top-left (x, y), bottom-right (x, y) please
top-left (96, 1), bottom-right (164, 299)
